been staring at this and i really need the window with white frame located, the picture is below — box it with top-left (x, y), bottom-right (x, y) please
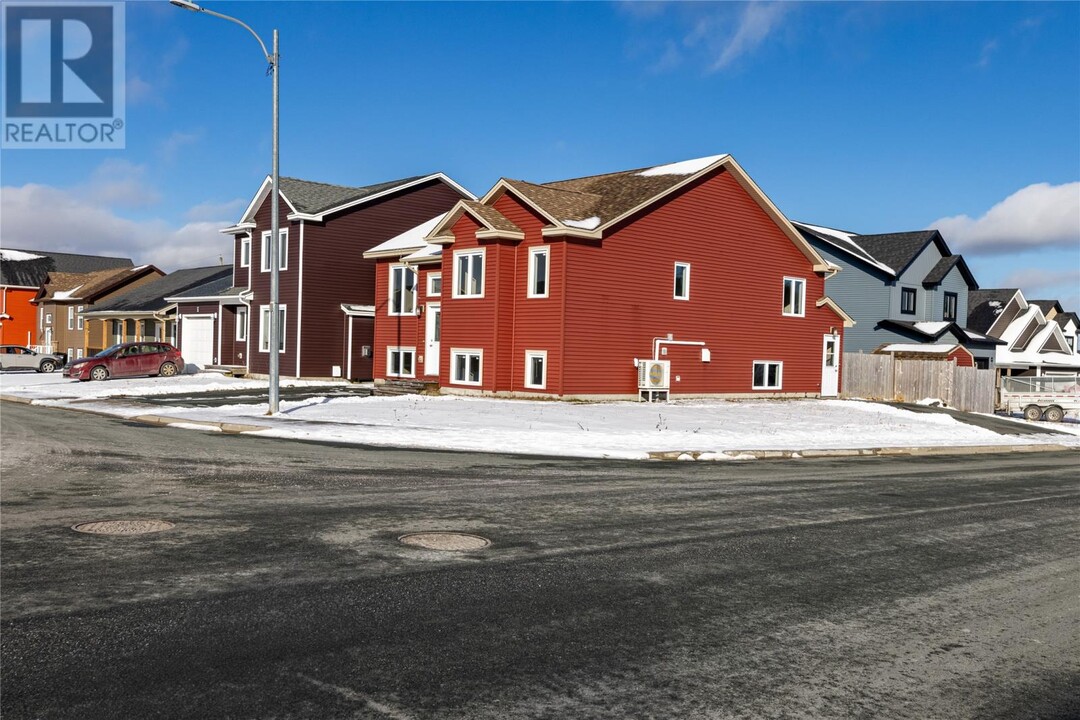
top-left (451, 349), bottom-right (483, 385)
top-left (386, 347), bottom-right (416, 378)
top-left (258, 304), bottom-right (286, 353)
top-left (236, 307), bottom-right (248, 341)
top-left (76, 349), bottom-right (84, 359)
top-left (752, 361), bottom-right (783, 390)
top-left (428, 273), bottom-right (442, 296)
top-left (453, 249), bottom-right (484, 298)
top-left (782, 278), bottom-right (805, 317)
top-left (524, 350), bottom-right (547, 389)
top-left (45, 312), bottom-right (52, 326)
top-left (528, 247), bottom-right (549, 298)
top-left (674, 262), bottom-right (691, 300)
top-left (239, 236), bottom-right (251, 267)
top-left (67, 347), bottom-right (73, 359)
top-left (260, 229), bottom-right (288, 272)
top-left (67, 307), bottom-right (74, 330)
top-left (77, 305), bottom-right (84, 330)
top-left (389, 265), bottom-right (418, 315)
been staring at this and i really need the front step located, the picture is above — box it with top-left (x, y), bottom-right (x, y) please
top-left (373, 380), bottom-right (439, 397)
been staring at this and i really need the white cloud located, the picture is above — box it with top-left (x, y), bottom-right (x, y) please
top-left (79, 159), bottom-right (161, 208)
top-left (709, 2), bottom-right (789, 72)
top-left (185, 198), bottom-right (245, 222)
top-left (1002, 267), bottom-right (1080, 310)
top-left (929, 182), bottom-right (1080, 255)
top-left (0, 183), bottom-right (231, 273)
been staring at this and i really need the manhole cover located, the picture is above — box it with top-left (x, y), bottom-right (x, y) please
top-left (72, 519), bottom-right (175, 535)
top-left (399, 532), bottom-right (490, 551)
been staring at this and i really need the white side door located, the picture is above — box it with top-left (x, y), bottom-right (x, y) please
top-left (425, 303), bottom-right (440, 376)
top-left (821, 334), bottom-right (840, 397)
top-left (181, 315), bottom-right (215, 368)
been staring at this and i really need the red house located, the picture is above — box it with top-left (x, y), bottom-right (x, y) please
top-left (184, 173), bottom-right (471, 380)
top-left (365, 154), bottom-right (853, 399)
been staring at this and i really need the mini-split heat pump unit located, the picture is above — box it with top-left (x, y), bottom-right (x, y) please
top-left (637, 359), bottom-right (670, 401)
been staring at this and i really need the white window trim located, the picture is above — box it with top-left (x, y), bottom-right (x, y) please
top-left (258, 304), bottom-right (287, 353)
top-left (674, 262), bottom-right (691, 301)
top-left (260, 229), bottom-right (288, 272)
top-left (427, 273), bottom-right (442, 297)
top-left (527, 247), bottom-right (550, 299)
top-left (752, 360), bottom-right (783, 390)
top-left (452, 249), bottom-right (485, 299)
top-left (236, 307), bottom-right (248, 342)
top-left (76, 348), bottom-right (84, 359)
top-left (782, 277), bottom-right (806, 317)
top-left (386, 346), bottom-right (416, 379)
top-left (450, 348), bottom-right (483, 386)
top-left (67, 306), bottom-right (74, 330)
top-left (239, 236), bottom-right (251, 268)
top-left (45, 312), bottom-right (52, 326)
top-left (524, 350), bottom-right (547, 389)
top-left (388, 264), bottom-right (418, 316)
top-left (77, 305), bottom-right (84, 330)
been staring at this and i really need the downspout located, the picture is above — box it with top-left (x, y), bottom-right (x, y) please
top-left (295, 220), bottom-right (304, 378)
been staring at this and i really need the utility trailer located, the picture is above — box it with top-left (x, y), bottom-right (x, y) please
top-left (999, 374), bottom-right (1080, 422)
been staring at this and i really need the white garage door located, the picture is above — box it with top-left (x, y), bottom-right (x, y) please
top-left (181, 316), bottom-right (215, 368)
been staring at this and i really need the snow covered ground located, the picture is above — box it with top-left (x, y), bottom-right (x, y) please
top-left (3, 371), bottom-right (1078, 460)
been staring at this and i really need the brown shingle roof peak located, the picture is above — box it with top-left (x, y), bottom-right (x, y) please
top-left (460, 200), bottom-right (523, 235)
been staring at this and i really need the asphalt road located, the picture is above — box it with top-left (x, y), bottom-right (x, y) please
top-left (2, 402), bottom-right (1078, 720)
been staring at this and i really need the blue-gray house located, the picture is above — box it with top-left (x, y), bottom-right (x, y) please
top-left (794, 222), bottom-right (1000, 368)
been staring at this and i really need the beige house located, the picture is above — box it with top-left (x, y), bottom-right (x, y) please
top-left (33, 266), bottom-right (163, 359)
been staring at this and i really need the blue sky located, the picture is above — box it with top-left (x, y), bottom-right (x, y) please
top-left (3, 1), bottom-right (1078, 308)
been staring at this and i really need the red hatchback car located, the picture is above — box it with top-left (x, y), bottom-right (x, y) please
top-left (64, 342), bottom-right (186, 381)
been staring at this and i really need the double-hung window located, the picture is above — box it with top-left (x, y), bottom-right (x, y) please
top-left (524, 350), bottom-right (547, 389)
top-left (261, 229), bottom-right (287, 272)
top-left (901, 287), bottom-right (917, 315)
top-left (451, 349), bottom-right (483, 385)
top-left (943, 292), bottom-right (958, 322)
top-left (259, 305), bottom-right (286, 353)
top-left (752, 361), bottom-right (783, 390)
top-left (387, 347), bottom-right (416, 378)
top-left (239, 236), bottom-right (251, 268)
top-left (453, 250), bottom-right (484, 298)
top-left (236, 307), bottom-right (248, 341)
top-left (389, 265), bottom-right (418, 315)
top-left (76, 305), bottom-right (84, 330)
top-left (67, 306), bottom-right (75, 330)
top-left (528, 247), bottom-right (549, 298)
top-left (782, 277), bottom-right (805, 316)
top-left (674, 262), bottom-right (691, 300)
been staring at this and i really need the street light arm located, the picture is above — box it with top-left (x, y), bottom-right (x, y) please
top-left (198, 7), bottom-right (275, 65)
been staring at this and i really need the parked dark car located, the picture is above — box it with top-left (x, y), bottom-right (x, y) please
top-left (0, 345), bottom-right (64, 373)
top-left (64, 342), bottom-right (185, 381)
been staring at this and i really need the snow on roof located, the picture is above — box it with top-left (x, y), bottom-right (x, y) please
top-left (1000, 305), bottom-right (1043, 346)
top-left (0, 249), bottom-right (45, 262)
top-left (914, 321), bottom-right (951, 335)
top-left (963, 329), bottom-right (993, 342)
top-left (130, 264), bottom-right (150, 272)
top-left (636, 154), bottom-right (728, 177)
top-left (880, 344), bottom-right (958, 354)
top-left (53, 286), bottom-right (83, 300)
top-left (402, 244), bottom-right (442, 263)
top-left (562, 216), bottom-right (600, 231)
top-left (367, 212), bottom-right (448, 254)
top-left (795, 222), bottom-right (896, 276)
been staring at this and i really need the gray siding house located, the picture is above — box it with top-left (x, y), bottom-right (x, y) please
top-left (795, 222), bottom-right (1000, 367)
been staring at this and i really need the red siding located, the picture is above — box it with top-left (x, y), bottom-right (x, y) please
top-left (560, 169), bottom-right (840, 396)
top-left (371, 261), bottom-right (439, 380)
top-left (948, 347), bottom-right (974, 367)
top-left (0, 287), bottom-right (39, 346)
top-left (243, 179), bottom-right (466, 378)
top-left (439, 213), bottom-right (497, 389)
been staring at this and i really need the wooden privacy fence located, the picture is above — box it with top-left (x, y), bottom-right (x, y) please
top-left (840, 353), bottom-right (996, 413)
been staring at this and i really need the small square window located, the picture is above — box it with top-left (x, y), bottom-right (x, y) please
top-left (428, 273), bottom-right (442, 296)
top-left (451, 349), bottom-right (483, 385)
top-left (524, 350), bottom-right (547, 389)
top-left (387, 347), bottom-right (416, 378)
top-left (783, 278), bottom-right (805, 317)
top-left (674, 263), bottom-right (690, 301)
top-left (752, 361), bottom-right (783, 390)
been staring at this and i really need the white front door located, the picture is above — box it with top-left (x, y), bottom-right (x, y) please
top-left (821, 334), bottom-right (840, 397)
top-left (425, 303), bottom-right (440, 376)
top-left (181, 316), bottom-right (215, 368)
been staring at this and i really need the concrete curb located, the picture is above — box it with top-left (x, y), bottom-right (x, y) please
top-left (0, 394), bottom-right (34, 405)
top-left (130, 414), bottom-right (270, 434)
top-left (647, 444), bottom-right (1078, 461)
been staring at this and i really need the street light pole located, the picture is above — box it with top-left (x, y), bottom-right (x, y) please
top-left (170, 0), bottom-right (281, 414)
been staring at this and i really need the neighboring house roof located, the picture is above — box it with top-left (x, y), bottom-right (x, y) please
top-left (793, 222), bottom-right (892, 274)
top-left (427, 154), bottom-right (832, 272)
top-left (225, 173), bottom-right (475, 230)
top-left (922, 254), bottom-right (977, 288)
top-left (164, 274), bottom-right (235, 302)
top-left (1, 248), bottom-right (133, 288)
top-left (850, 231), bottom-right (941, 279)
top-left (877, 319), bottom-right (1003, 346)
top-left (1055, 311), bottom-right (1079, 329)
top-left (36, 265), bottom-right (160, 303)
top-left (1028, 299), bottom-right (1063, 318)
top-left (87, 266), bottom-right (232, 313)
top-left (967, 288), bottom-right (1022, 334)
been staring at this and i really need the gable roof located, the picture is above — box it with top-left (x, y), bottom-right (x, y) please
top-left (225, 173), bottom-right (475, 230)
top-left (86, 266), bottom-right (232, 313)
top-left (1, 248), bottom-right (133, 288)
top-left (793, 222), bottom-right (894, 275)
top-left (429, 154), bottom-right (832, 272)
top-left (36, 265), bottom-right (160, 303)
top-left (851, 231), bottom-right (941, 278)
top-left (877, 318), bottom-right (1003, 346)
top-left (164, 273), bottom-right (235, 301)
top-left (1055, 311), bottom-right (1079, 330)
top-left (1028, 299), bottom-right (1063, 318)
top-left (922, 254), bottom-right (978, 289)
top-left (967, 288), bottom-right (1023, 335)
